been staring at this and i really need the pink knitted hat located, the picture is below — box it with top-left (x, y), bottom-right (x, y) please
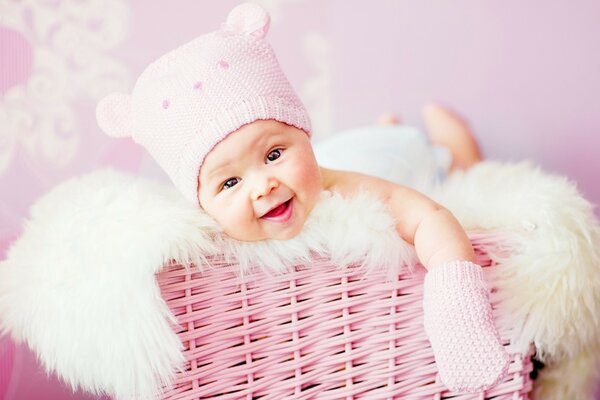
top-left (96, 3), bottom-right (311, 204)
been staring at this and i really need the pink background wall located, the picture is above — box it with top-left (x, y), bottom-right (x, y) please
top-left (1, 0), bottom-right (599, 398)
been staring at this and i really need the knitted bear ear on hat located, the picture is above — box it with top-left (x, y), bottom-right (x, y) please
top-left (223, 3), bottom-right (271, 39)
top-left (96, 93), bottom-right (133, 138)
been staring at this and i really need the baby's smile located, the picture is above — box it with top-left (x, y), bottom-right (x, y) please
top-left (260, 198), bottom-right (294, 222)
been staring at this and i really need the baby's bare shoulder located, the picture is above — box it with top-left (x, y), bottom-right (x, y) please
top-left (319, 166), bottom-right (394, 200)
top-left (319, 166), bottom-right (438, 208)
top-left (320, 167), bottom-right (363, 197)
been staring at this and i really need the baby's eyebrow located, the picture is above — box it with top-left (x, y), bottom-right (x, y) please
top-left (205, 164), bottom-right (231, 182)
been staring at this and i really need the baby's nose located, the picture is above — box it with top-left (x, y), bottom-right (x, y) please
top-left (251, 176), bottom-right (279, 200)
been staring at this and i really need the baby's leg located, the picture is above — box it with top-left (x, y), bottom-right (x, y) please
top-left (422, 103), bottom-right (482, 171)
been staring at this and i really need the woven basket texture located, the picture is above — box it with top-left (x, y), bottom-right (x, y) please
top-left (157, 235), bottom-right (533, 399)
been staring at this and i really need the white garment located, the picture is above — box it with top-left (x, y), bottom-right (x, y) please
top-left (314, 125), bottom-right (451, 193)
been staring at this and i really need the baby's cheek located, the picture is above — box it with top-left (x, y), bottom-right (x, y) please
top-left (199, 196), bottom-right (228, 226)
top-left (204, 207), bottom-right (224, 228)
top-left (216, 199), bottom-right (257, 239)
top-left (293, 152), bottom-right (319, 180)
top-left (296, 163), bottom-right (322, 205)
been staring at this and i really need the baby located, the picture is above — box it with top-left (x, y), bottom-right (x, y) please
top-left (97, 3), bottom-right (508, 393)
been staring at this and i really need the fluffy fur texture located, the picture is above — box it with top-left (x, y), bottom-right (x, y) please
top-left (432, 161), bottom-right (600, 399)
top-left (0, 172), bottom-right (214, 399)
top-left (0, 169), bottom-right (415, 399)
top-left (0, 161), bottom-right (599, 399)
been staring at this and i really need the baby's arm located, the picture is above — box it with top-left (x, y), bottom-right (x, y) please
top-left (321, 167), bottom-right (509, 392)
top-left (321, 167), bottom-right (473, 268)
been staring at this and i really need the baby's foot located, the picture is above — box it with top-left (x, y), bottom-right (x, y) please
top-left (423, 261), bottom-right (510, 392)
top-left (422, 103), bottom-right (482, 170)
top-left (376, 112), bottom-right (401, 125)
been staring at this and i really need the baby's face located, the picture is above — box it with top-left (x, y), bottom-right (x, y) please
top-left (198, 120), bottom-right (322, 241)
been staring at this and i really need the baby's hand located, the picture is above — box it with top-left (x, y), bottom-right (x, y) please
top-left (423, 261), bottom-right (510, 392)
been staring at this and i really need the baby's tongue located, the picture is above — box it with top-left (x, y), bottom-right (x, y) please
top-left (263, 202), bottom-right (287, 218)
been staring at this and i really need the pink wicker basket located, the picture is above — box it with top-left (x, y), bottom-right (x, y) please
top-left (157, 233), bottom-right (534, 399)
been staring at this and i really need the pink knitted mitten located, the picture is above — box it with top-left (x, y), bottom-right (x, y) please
top-left (423, 261), bottom-right (509, 392)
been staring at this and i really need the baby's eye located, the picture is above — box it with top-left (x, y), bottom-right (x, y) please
top-left (221, 177), bottom-right (240, 190)
top-left (266, 148), bottom-right (283, 163)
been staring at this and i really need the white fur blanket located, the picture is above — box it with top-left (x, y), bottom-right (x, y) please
top-left (1, 161), bottom-right (599, 399)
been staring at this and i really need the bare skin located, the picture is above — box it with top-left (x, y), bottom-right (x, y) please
top-left (421, 103), bottom-right (482, 170)
top-left (320, 167), bottom-right (475, 269)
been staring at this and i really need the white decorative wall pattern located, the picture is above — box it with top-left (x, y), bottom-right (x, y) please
top-left (0, 0), bottom-right (131, 175)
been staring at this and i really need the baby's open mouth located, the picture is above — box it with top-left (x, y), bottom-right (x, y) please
top-left (261, 198), bottom-right (293, 222)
